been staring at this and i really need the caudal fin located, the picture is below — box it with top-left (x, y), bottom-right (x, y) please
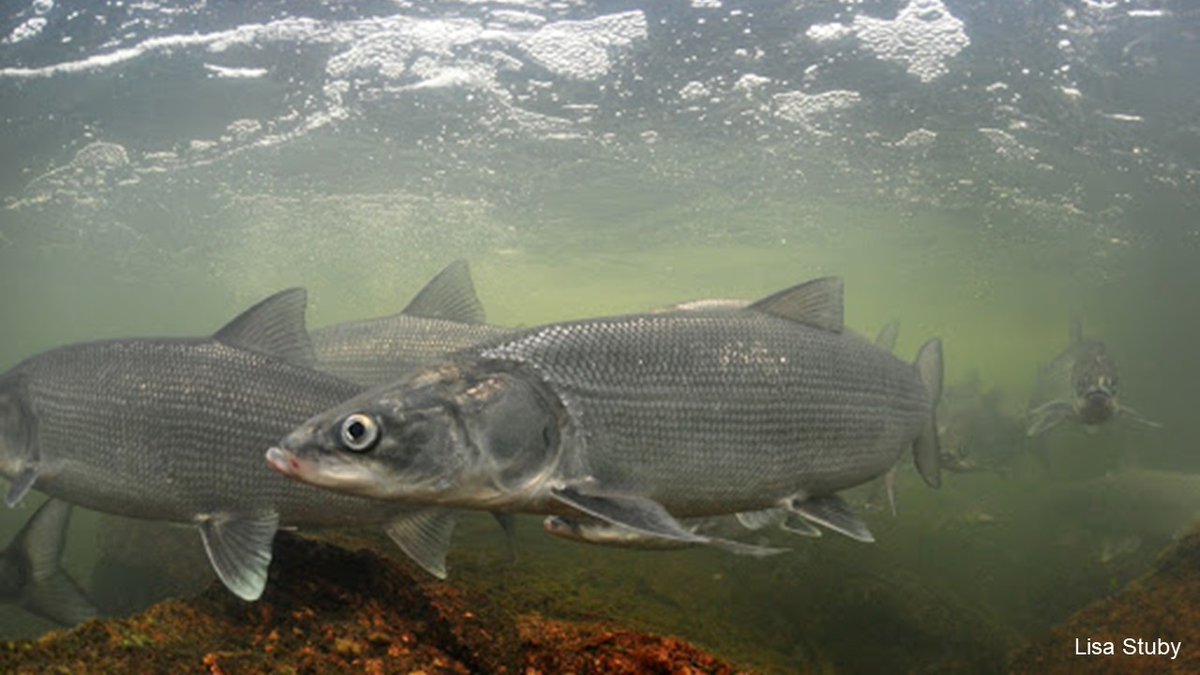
top-left (913, 338), bottom-right (943, 488)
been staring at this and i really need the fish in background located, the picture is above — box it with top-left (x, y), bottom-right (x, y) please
top-left (0, 499), bottom-right (97, 626)
top-left (310, 260), bottom-right (512, 387)
top-left (0, 288), bottom-right (467, 602)
top-left (936, 374), bottom-right (1024, 475)
top-left (1026, 319), bottom-right (1160, 436)
top-left (1049, 468), bottom-right (1200, 564)
top-left (269, 277), bottom-right (943, 571)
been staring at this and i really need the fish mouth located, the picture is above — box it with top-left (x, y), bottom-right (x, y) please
top-left (265, 445), bottom-right (391, 497)
top-left (266, 446), bottom-right (308, 480)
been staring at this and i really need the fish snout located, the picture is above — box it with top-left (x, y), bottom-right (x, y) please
top-left (265, 446), bottom-right (304, 479)
top-left (1078, 390), bottom-right (1118, 425)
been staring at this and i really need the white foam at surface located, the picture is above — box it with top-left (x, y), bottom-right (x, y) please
top-left (808, 0), bottom-right (969, 83)
top-left (852, 0), bottom-right (969, 83)
top-left (203, 63), bottom-right (268, 79)
top-left (773, 89), bottom-right (861, 133)
top-left (488, 9), bottom-right (547, 28)
top-left (519, 11), bottom-right (647, 80)
top-left (806, 22), bottom-right (853, 42)
top-left (894, 128), bottom-right (937, 148)
top-left (3, 17), bottom-right (48, 45)
top-left (679, 81), bottom-right (710, 101)
top-left (980, 128), bottom-right (1037, 161)
top-left (734, 73), bottom-right (770, 92)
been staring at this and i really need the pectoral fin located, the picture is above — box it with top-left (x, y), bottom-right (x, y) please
top-left (1027, 400), bottom-right (1075, 436)
top-left (491, 512), bottom-right (519, 563)
top-left (551, 486), bottom-right (786, 557)
top-left (550, 485), bottom-right (704, 544)
top-left (1119, 404), bottom-right (1162, 430)
top-left (11, 499), bottom-right (98, 626)
top-left (197, 511), bottom-right (279, 601)
top-left (735, 508), bottom-right (782, 531)
top-left (780, 513), bottom-right (823, 537)
top-left (788, 495), bottom-right (874, 542)
top-left (4, 467), bottom-right (38, 508)
top-left (384, 508), bottom-right (457, 580)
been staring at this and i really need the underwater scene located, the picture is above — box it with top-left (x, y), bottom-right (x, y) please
top-left (1, 0), bottom-right (1198, 672)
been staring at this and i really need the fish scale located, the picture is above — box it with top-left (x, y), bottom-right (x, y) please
top-left (480, 310), bottom-right (930, 514)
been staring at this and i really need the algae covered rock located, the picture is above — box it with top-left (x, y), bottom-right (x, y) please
top-left (1, 532), bottom-right (741, 673)
top-left (1010, 524), bottom-right (1200, 673)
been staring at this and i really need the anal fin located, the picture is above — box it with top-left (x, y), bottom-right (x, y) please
top-left (197, 511), bottom-right (279, 602)
top-left (788, 495), bottom-right (874, 543)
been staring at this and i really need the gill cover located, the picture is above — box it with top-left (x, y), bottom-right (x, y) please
top-left (454, 365), bottom-right (564, 492)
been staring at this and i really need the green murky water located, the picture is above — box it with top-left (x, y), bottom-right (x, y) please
top-left (1, 0), bottom-right (1198, 672)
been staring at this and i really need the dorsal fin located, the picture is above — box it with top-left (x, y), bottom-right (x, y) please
top-left (401, 260), bottom-right (485, 323)
top-left (874, 319), bottom-right (900, 353)
top-left (748, 277), bottom-right (843, 332)
top-left (213, 288), bottom-right (315, 366)
top-left (1069, 317), bottom-right (1083, 345)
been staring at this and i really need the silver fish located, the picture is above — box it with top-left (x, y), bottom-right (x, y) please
top-left (1026, 319), bottom-right (1160, 436)
top-left (0, 288), bottom-right (457, 601)
top-left (269, 277), bottom-right (943, 568)
top-left (310, 260), bottom-right (512, 387)
top-left (0, 499), bottom-right (97, 626)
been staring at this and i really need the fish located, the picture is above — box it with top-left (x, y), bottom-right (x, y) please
top-left (268, 277), bottom-right (943, 568)
top-left (1026, 319), bottom-right (1160, 436)
top-left (0, 498), bottom-right (97, 626)
top-left (0, 288), bottom-right (463, 601)
top-left (310, 260), bottom-right (512, 387)
top-left (543, 507), bottom-right (824, 551)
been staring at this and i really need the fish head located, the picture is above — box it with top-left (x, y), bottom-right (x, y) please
top-left (0, 372), bottom-right (36, 479)
top-left (268, 360), bottom-right (563, 506)
top-left (1071, 345), bottom-right (1118, 398)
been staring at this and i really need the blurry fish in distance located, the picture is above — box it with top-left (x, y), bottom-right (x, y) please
top-left (1026, 319), bottom-right (1159, 436)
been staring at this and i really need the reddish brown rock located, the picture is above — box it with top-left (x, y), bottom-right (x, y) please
top-left (0, 532), bottom-right (742, 674)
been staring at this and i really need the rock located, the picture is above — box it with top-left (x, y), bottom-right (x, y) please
top-left (0, 532), bottom-right (741, 673)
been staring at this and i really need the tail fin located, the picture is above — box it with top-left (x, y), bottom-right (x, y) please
top-left (913, 338), bottom-right (943, 488)
top-left (8, 499), bottom-right (98, 626)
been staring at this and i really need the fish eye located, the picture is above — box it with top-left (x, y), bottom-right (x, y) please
top-left (338, 413), bottom-right (380, 453)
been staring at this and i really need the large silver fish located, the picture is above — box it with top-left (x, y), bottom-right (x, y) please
top-left (0, 289), bottom-right (457, 601)
top-left (310, 260), bottom-right (511, 387)
top-left (1026, 319), bottom-right (1159, 436)
top-left (268, 278), bottom-right (943, 566)
top-left (0, 499), bottom-right (96, 626)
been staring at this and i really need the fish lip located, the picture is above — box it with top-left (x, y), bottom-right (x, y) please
top-left (265, 446), bottom-right (303, 480)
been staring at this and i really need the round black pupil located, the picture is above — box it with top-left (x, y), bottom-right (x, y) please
top-left (347, 420), bottom-right (366, 440)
